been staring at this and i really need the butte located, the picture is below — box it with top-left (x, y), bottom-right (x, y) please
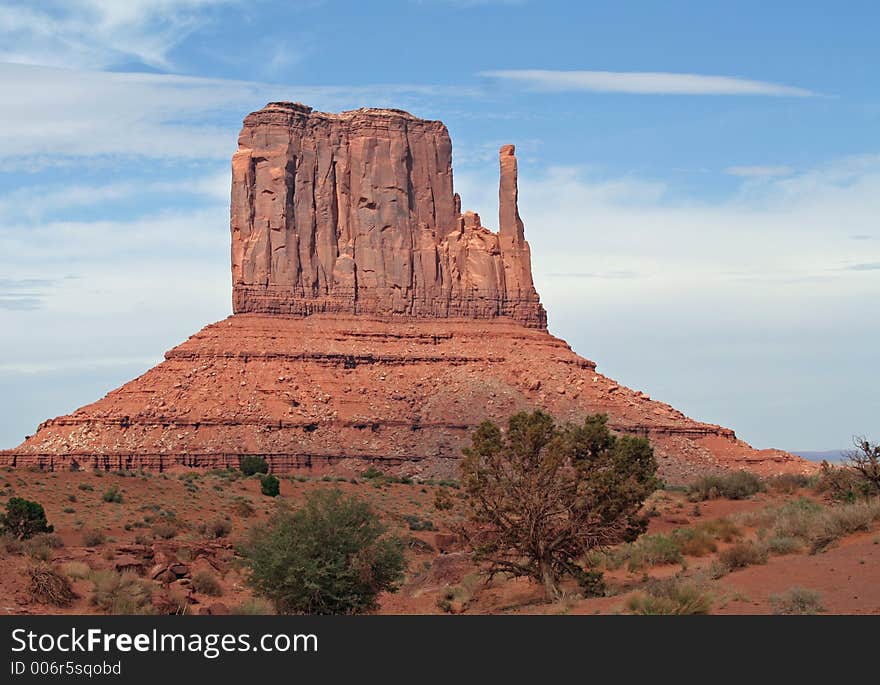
top-left (1, 102), bottom-right (811, 481)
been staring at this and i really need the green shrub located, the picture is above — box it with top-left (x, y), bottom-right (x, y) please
top-left (771, 587), bottom-right (824, 615)
top-left (360, 466), bottom-right (384, 480)
top-left (242, 488), bottom-right (406, 614)
top-left (102, 485), bottom-right (123, 503)
top-left (625, 534), bottom-right (683, 571)
top-left (0, 497), bottom-right (54, 539)
top-left (192, 570), bottom-right (223, 596)
top-left (260, 474), bottom-right (280, 497)
top-left (239, 456), bottom-right (269, 476)
top-left (78, 484), bottom-right (94, 492)
top-left (627, 577), bottom-right (712, 615)
top-left (688, 471), bottom-right (763, 501)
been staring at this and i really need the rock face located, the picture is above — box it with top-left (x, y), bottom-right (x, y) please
top-left (231, 103), bottom-right (546, 328)
top-left (0, 103), bottom-right (812, 481)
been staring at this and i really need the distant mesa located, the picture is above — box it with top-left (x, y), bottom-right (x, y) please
top-left (0, 103), bottom-right (812, 481)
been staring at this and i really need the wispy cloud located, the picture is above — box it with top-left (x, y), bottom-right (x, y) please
top-left (0, 63), bottom-right (478, 163)
top-left (725, 165), bottom-right (794, 178)
top-left (0, 0), bottom-right (238, 71)
top-left (480, 69), bottom-right (817, 97)
top-left (844, 262), bottom-right (880, 271)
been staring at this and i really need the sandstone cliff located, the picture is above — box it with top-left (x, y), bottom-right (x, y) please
top-left (0, 102), bottom-right (813, 481)
top-left (231, 103), bottom-right (546, 328)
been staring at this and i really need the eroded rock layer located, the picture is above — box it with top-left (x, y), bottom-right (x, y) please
top-left (1, 102), bottom-right (812, 480)
top-left (231, 103), bottom-right (546, 328)
top-left (3, 314), bottom-right (809, 481)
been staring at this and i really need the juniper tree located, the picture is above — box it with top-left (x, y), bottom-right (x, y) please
top-left (460, 410), bottom-right (659, 599)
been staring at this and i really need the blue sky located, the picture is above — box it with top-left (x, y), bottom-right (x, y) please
top-left (1, 0), bottom-right (878, 451)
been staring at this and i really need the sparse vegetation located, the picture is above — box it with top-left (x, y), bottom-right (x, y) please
top-left (243, 488), bottom-right (406, 614)
top-left (688, 471), bottom-right (763, 501)
top-left (82, 529), bottom-right (107, 547)
top-left (192, 570), bottom-right (223, 596)
top-left (0, 497), bottom-right (54, 539)
top-left (461, 411), bottom-right (659, 599)
top-left (206, 518), bottom-right (232, 538)
top-left (771, 587), bottom-right (825, 615)
top-left (627, 577), bottom-right (712, 615)
top-left (102, 485), bottom-right (124, 503)
top-left (718, 541), bottom-right (768, 570)
top-left (89, 570), bottom-right (154, 615)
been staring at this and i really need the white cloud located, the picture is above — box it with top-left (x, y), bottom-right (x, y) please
top-left (480, 69), bottom-right (817, 97)
top-left (725, 165), bottom-right (794, 178)
top-left (0, 0), bottom-right (238, 70)
top-left (0, 63), bottom-right (476, 163)
top-left (453, 154), bottom-right (879, 448)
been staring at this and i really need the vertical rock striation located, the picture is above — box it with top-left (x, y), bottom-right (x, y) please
top-left (231, 102), bottom-right (546, 328)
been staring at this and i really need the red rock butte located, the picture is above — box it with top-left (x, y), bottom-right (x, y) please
top-left (1, 102), bottom-right (811, 481)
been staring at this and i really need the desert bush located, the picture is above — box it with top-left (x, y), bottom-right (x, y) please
top-left (82, 529), bottom-right (107, 547)
top-left (360, 466), bottom-right (384, 480)
top-left (771, 587), bottom-right (824, 615)
top-left (0, 533), bottom-right (24, 554)
top-left (695, 518), bottom-right (741, 543)
top-left (0, 497), bottom-right (53, 539)
top-left (151, 518), bottom-right (181, 540)
top-left (461, 411), bottom-right (659, 598)
top-left (102, 485), bottom-right (123, 503)
top-left (260, 474), bottom-right (280, 497)
top-left (192, 570), bottom-right (223, 596)
top-left (766, 473), bottom-right (813, 494)
top-left (672, 527), bottom-right (717, 557)
top-left (627, 577), bottom-right (712, 615)
top-left (78, 483), bottom-right (94, 491)
top-left (28, 565), bottom-right (77, 607)
top-left (741, 497), bottom-right (880, 554)
top-left (688, 471), bottom-right (763, 501)
top-left (624, 534), bottom-right (683, 571)
top-left (206, 518), bottom-right (232, 538)
top-left (89, 570), bottom-right (154, 615)
top-left (718, 541), bottom-right (768, 570)
top-left (767, 536), bottom-right (803, 555)
top-left (242, 488), bottom-right (406, 614)
top-left (239, 456), bottom-right (269, 476)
